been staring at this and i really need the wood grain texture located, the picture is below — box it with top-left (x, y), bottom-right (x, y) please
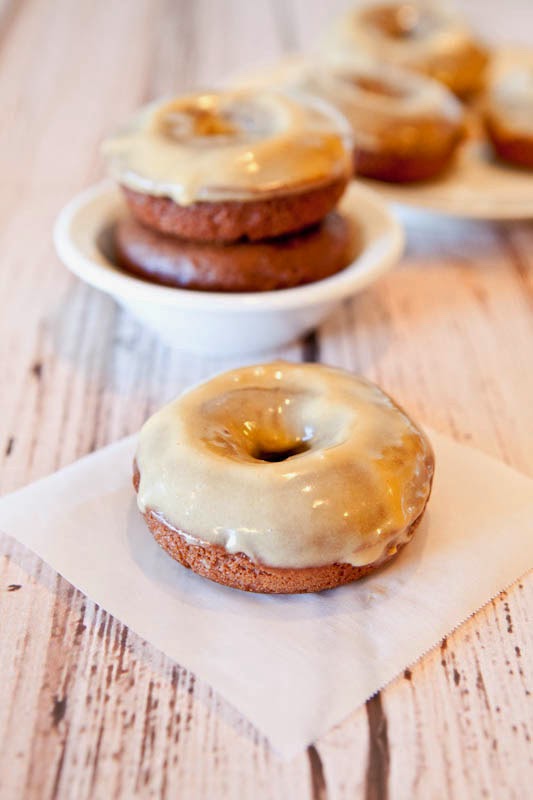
top-left (0, 0), bottom-right (531, 798)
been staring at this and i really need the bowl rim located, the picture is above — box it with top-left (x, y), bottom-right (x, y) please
top-left (53, 180), bottom-right (404, 312)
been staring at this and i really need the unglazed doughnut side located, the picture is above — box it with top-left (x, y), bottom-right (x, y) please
top-left (485, 120), bottom-right (533, 168)
top-left (133, 466), bottom-right (427, 594)
top-left (122, 175), bottom-right (348, 242)
top-left (355, 137), bottom-right (461, 182)
top-left (114, 212), bottom-right (354, 292)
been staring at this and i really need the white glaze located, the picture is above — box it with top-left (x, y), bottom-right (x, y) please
top-left (102, 89), bottom-right (352, 206)
top-left (136, 363), bottom-right (434, 568)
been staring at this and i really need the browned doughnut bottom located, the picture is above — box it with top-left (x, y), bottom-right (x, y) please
top-left (133, 467), bottom-right (426, 594)
top-left (122, 175), bottom-right (348, 243)
top-left (355, 140), bottom-right (460, 183)
top-left (485, 118), bottom-right (533, 169)
top-left (114, 213), bottom-right (353, 292)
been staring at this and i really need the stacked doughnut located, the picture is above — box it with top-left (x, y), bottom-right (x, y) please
top-left (103, 89), bottom-right (355, 292)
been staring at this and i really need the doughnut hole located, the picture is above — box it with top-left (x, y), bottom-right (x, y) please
top-left (155, 96), bottom-right (281, 147)
top-left (339, 74), bottom-right (408, 99)
top-left (162, 107), bottom-right (239, 140)
top-left (198, 387), bottom-right (351, 464)
top-left (362, 4), bottom-right (433, 39)
top-left (253, 441), bottom-right (311, 463)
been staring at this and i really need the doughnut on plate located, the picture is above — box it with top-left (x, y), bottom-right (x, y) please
top-left (53, 180), bottom-right (403, 356)
top-left (358, 47), bottom-right (533, 220)
top-left (233, 48), bottom-right (533, 221)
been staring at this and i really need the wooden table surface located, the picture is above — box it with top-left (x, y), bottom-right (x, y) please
top-left (0, 1), bottom-right (531, 798)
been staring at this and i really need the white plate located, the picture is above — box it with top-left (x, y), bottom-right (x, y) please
top-left (53, 181), bottom-right (404, 356)
top-left (359, 140), bottom-right (533, 220)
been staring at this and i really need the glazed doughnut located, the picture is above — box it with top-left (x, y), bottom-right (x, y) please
top-left (103, 89), bottom-right (352, 242)
top-left (485, 67), bottom-right (533, 169)
top-left (134, 362), bottom-right (435, 594)
top-left (324, 2), bottom-right (489, 99)
top-left (242, 57), bottom-right (465, 182)
top-left (114, 213), bottom-right (354, 292)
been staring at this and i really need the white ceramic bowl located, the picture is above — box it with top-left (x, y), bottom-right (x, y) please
top-left (54, 181), bottom-right (404, 355)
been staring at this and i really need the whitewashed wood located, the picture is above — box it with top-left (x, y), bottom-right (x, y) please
top-left (0, 1), bottom-right (531, 798)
